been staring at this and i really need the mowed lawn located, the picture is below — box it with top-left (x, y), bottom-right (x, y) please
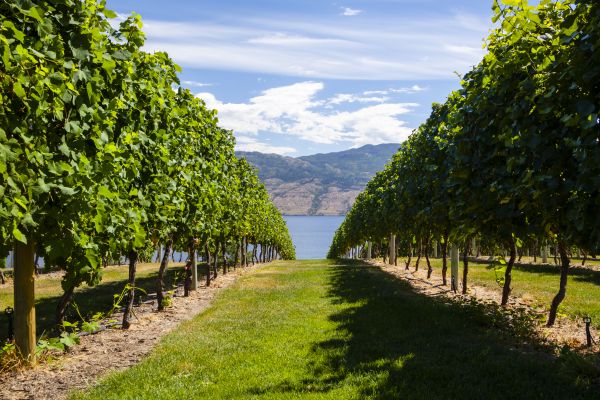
top-left (73, 260), bottom-right (598, 400)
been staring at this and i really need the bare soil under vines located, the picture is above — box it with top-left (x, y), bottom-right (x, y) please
top-left (0, 265), bottom-right (257, 400)
top-left (372, 260), bottom-right (599, 353)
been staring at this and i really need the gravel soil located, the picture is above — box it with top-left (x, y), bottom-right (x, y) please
top-left (0, 265), bottom-right (258, 400)
top-left (372, 260), bottom-right (599, 354)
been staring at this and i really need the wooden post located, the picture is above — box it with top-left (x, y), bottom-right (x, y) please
top-left (450, 243), bottom-right (459, 293)
top-left (190, 240), bottom-right (198, 290)
top-left (155, 245), bottom-right (162, 263)
top-left (389, 234), bottom-right (396, 265)
top-left (541, 244), bottom-right (548, 264)
top-left (14, 240), bottom-right (36, 364)
top-left (367, 241), bottom-right (372, 260)
top-left (243, 237), bottom-right (248, 267)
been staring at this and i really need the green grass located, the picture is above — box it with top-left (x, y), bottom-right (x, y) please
top-left (0, 262), bottom-right (184, 339)
top-left (72, 260), bottom-right (598, 399)
top-left (468, 260), bottom-right (600, 328)
top-left (389, 256), bottom-right (600, 329)
top-left (413, 257), bottom-right (600, 329)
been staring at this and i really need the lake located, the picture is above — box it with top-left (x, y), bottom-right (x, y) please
top-left (283, 215), bottom-right (344, 260)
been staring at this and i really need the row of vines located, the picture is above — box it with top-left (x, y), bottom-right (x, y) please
top-left (329, 0), bottom-right (599, 326)
top-left (1, 0), bottom-right (295, 363)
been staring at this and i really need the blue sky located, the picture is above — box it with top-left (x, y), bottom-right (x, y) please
top-left (106, 0), bottom-right (494, 156)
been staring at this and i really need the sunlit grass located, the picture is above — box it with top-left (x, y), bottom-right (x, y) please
top-left (72, 260), bottom-right (598, 399)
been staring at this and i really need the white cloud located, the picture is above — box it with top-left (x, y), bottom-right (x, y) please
top-left (391, 85), bottom-right (426, 94)
top-left (454, 12), bottom-right (492, 33)
top-left (444, 44), bottom-right (482, 58)
top-left (327, 94), bottom-right (389, 105)
top-left (236, 136), bottom-right (296, 155)
top-left (181, 80), bottom-right (212, 88)
top-left (362, 90), bottom-right (389, 96)
top-left (341, 7), bottom-right (363, 17)
top-left (197, 82), bottom-right (417, 147)
top-left (135, 11), bottom-right (488, 80)
top-left (247, 33), bottom-right (357, 47)
top-left (363, 85), bottom-right (426, 96)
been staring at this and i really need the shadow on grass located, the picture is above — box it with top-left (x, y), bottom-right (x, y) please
top-left (0, 265), bottom-right (185, 341)
top-left (256, 260), bottom-right (599, 399)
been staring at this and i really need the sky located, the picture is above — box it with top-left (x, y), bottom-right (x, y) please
top-left (106, 0), bottom-right (495, 156)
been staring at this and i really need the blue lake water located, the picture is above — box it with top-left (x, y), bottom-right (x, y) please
top-left (284, 215), bottom-right (345, 260)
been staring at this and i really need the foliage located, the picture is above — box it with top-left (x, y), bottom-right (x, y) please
top-left (160, 290), bottom-right (174, 309)
top-left (37, 330), bottom-right (80, 354)
top-left (0, 0), bottom-right (295, 360)
top-left (328, 0), bottom-right (600, 323)
top-left (491, 257), bottom-right (507, 287)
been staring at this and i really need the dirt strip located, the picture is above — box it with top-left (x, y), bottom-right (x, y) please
top-left (0, 265), bottom-right (258, 400)
top-left (371, 260), bottom-right (600, 354)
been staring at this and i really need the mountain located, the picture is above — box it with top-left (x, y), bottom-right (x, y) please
top-left (237, 143), bottom-right (400, 216)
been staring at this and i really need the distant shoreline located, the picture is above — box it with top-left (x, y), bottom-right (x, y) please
top-left (283, 214), bottom-right (346, 217)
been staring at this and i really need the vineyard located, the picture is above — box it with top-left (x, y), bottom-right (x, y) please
top-left (329, 0), bottom-right (600, 329)
top-left (1, 0), bottom-right (600, 397)
top-left (0, 0), bottom-right (294, 367)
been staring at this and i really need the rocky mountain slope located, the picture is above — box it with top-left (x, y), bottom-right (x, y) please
top-left (237, 143), bottom-right (399, 215)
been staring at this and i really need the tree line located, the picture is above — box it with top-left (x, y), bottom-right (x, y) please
top-left (0, 0), bottom-right (295, 363)
top-left (329, 0), bottom-right (599, 326)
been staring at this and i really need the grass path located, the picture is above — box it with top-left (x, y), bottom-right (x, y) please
top-left (73, 260), bottom-right (598, 399)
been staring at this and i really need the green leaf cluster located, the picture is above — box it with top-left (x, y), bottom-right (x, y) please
top-left (329, 0), bottom-right (600, 259)
top-left (0, 0), bottom-right (295, 300)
